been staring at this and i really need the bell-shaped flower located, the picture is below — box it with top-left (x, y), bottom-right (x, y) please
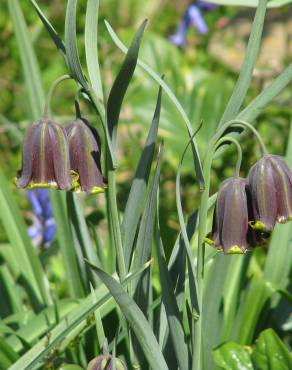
top-left (65, 119), bottom-right (105, 194)
top-left (206, 177), bottom-right (250, 254)
top-left (87, 355), bottom-right (127, 370)
top-left (16, 119), bottom-right (72, 190)
top-left (248, 154), bottom-right (292, 231)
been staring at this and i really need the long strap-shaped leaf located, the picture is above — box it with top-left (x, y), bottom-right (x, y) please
top-left (65, 0), bottom-right (88, 89)
top-left (132, 145), bottom-right (163, 316)
top-left (29, 0), bottom-right (66, 56)
top-left (122, 85), bottom-right (162, 272)
top-left (9, 262), bottom-right (150, 370)
top-left (90, 266), bottom-right (169, 370)
top-left (155, 225), bottom-right (189, 370)
top-left (105, 20), bottom-right (204, 188)
top-left (219, 0), bottom-right (268, 125)
top-left (8, 0), bottom-right (45, 120)
top-left (85, 0), bottom-right (103, 101)
top-left (106, 20), bottom-right (147, 169)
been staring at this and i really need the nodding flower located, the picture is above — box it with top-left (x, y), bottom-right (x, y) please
top-left (169, 1), bottom-right (217, 46)
top-left (206, 176), bottom-right (265, 254)
top-left (16, 118), bottom-right (72, 190)
top-left (87, 338), bottom-right (127, 370)
top-left (248, 154), bottom-right (292, 232)
top-left (65, 118), bottom-right (105, 194)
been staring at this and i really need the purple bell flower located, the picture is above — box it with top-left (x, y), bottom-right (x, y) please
top-left (169, 1), bottom-right (217, 46)
top-left (27, 188), bottom-right (56, 247)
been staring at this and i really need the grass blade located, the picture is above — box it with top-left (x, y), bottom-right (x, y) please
top-left (29, 0), bottom-right (66, 56)
top-left (122, 85), bottom-right (162, 271)
top-left (66, 193), bottom-right (100, 287)
top-left (0, 170), bottom-right (51, 308)
top-left (106, 20), bottom-right (147, 167)
top-left (85, 0), bottom-right (103, 101)
top-left (89, 266), bottom-right (169, 370)
top-left (9, 263), bottom-right (149, 370)
top-left (105, 20), bottom-right (204, 188)
top-left (8, 0), bottom-right (45, 120)
top-left (155, 224), bottom-right (189, 370)
top-left (219, 0), bottom-right (267, 125)
top-left (132, 145), bottom-right (163, 315)
top-left (65, 0), bottom-right (88, 88)
top-left (50, 191), bottom-right (85, 298)
top-left (238, 63), bottom-right (292, 122)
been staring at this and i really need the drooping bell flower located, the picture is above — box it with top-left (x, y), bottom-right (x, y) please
top-left (16, 119), bottom-right (72, 190)
top-left (65, 118), bottom-right (105, 194)
top-left (206, 177), bottom-right (250, 254)
top-left (87, 355), bottom-right (127, 370)
top-left (87, 338), bottom-right (127, 370)
top-left (248, 154), bottom-right (292, 232)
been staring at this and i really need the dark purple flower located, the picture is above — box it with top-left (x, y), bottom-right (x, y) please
top-left (16, 119), bottom-right (72, 190)
top-left (248, 154), bottom-right (292, 232)
top-left (27, 189), bottom-right (56, 247)
top-left (65, 119), bottom-right (105, 194)
top-left (206, 177), bottom-right (250, 254)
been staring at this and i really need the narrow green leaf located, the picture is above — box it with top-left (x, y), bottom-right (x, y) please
top-left (9, 264), bottom-right (148, 370)
top-left (238, 63), bottom-right (292, 122)
top-left (155, 225), bottom-right (189, 370)
top-left (202, 254), bottom-right (232, 370)
top-left (65, 0), bottom-right (88, 88)
top-left (106, 20), bottom-right (147, 167)
top-left (85, 0), bottom-right (103, 101)
top-left (132, 145), bottom-right (163, 316)
top-left (0, 337), bottom-right (19, 369)
top-left (213, 342), bottom-right (253, 370)
top-left (0, 170), bottom-right (51, 308)
top-left (90, 284), bottom-right (105, 352)
top-left (105, 20), bottom-right (204, 188)
top-left (175, 137), bottom-right (199, 315)
top-left (6, 299), bottom-right (79, 353)
top-left (122, 85), bottom-right (162, 271)
top-left (89, 266), bottom-right (169, 370)
top-left (233, 278), bottom-right (273, 344)
top-left (50, 191), bottom-right (85, 298)
top-left (29, 0), bottom-right (66, 56)
top-left (220, 0), bottom-right (267, 125)
top-left (221, 256), bottom-right (245, 340)
top-left (67, 193), bottom-right (100, 287)
top-left (252, 329), bottom-right (292, 370)
top-left (8, 0), bottom-right (45, 120)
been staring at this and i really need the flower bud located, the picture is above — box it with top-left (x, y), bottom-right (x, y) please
top-left (206, 177), bottom-right (250, 254)
top-left (248, 154), bottom-right (292, 231)
top-left (87, 355), bottom-right (127, 370)
top-left (16, 119), bottom-right (71, 190)
top-left (65, 119), bottom-right (105, 194)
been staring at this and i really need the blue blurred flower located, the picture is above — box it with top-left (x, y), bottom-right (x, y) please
top-left (169, 1), bottom-right (217, 46)
top-left (27, 189), bottom-right (56, 247)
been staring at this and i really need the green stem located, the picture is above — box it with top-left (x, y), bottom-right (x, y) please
top-left (43, 74), bottom-right (72, 118)
top-left (193, 119), bottom-right (245, 369)
top-left (107, 169), bottom-right (127, 282)
top-left (215, 136), bottom-right (243, 177)
top-left (88, 89), bottom-right (126, 281)
top-left (230, 120), bottom-right (268, 154)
